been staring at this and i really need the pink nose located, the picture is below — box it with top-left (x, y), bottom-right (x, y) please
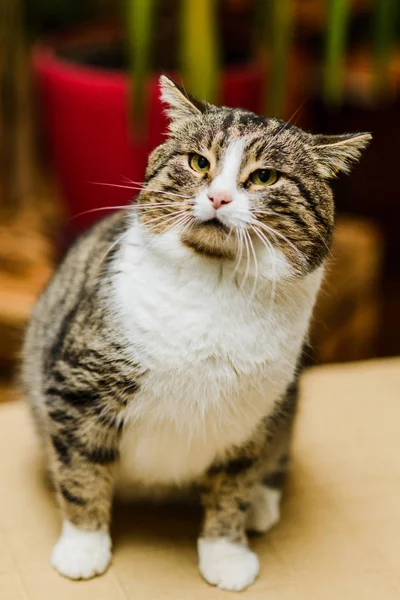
top-left (208, 190), bottom-right (232, 210)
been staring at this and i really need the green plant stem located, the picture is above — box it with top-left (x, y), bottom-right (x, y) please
top-left (126, 0), bottom-right (156, 136)
top-left (373, 0), bottom-right (398, 97)
top-left (267, 0), bottom-right (293, 118)
top-left (323, 0), bottom-right (351, 106)
top-left (180, 0), bottom-right (219, 104)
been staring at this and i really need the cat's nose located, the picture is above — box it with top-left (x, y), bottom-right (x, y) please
top-left (208, 190), bottom-right (232, 210)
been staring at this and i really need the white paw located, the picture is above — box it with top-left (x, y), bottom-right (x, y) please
top-left (246, 485), bottom-right (281, 533)
top-left (51, 521), bottom-right (112, 580)
top-left (198, 538), bottom-right (259, 591)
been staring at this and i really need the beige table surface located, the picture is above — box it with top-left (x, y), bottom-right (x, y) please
top-left (0, 358), bottom-right (399, 599)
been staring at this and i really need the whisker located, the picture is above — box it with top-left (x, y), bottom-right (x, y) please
top-left (134, 205), bottom-right (189, 217)
top-left (143, 209), bottom-right (189, 228)
top-left (255, 207), bottom-right (332, 255)
top-left (120, 176), bottom-right (146, 186)
top-left (154, 213), bottom-right (193, 240)
top-left (183, 215), bottom-right (195, 234)
top-left (285, 100), bottom-right (307, 126)
top-left (260, 101), bottom-right (307, 156)
top-left (99, 229), bottom-right (130, 265)
top-left (250, 225), bottom-right (277, 312)
top-left (252, 206), bottom-right (330, 253)
top-left (240, 228), bottom-right (252, 290)
top-left (91, 181), bottom-right (192, 200)
top-left (175, 214), bottom-right (194, 233)
top-left (142, 213), bottom-right (193, 252)
top-left (146, 209), bottom-right (194, 232)
top-left (100, 211), bottom-right (190, 269)
top-left (232, 227), bottom-right (244, 283)
top-left (134, 201), bottom-right (189, 207)
top-left (69, 205), bottom-right (132, 222)
top-left (68, 201), bottom-right (190, 222)
top-left (226, 226), bottom-right (234, 242)
top-left (247, 229), bottom-right (259, 299)
top-left (251, 218), bottom-right (307, 263)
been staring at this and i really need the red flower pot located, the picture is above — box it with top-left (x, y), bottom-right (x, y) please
top-left (33, 36), bottom-right (265, 233)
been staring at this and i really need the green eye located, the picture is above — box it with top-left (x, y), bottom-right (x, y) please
top-left (189, 153), bottom-right (210, 173)
top-left (250, 169), bottom-right (279, 186)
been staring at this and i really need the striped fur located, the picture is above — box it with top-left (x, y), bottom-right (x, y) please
top-left (21, 76), bottom-right (370, 589)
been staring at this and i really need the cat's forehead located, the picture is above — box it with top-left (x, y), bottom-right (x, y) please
top-left (180, 108), bottom-right (305, 161)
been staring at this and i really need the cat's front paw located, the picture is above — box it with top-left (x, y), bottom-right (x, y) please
top-left (198, 538), bottom-right (259, 591)
top-left (51, 521), bottom-right (112, 580)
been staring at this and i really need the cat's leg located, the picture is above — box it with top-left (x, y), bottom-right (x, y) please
top-left (197, 455), bottom-right (263, 592)
top-left (45, 403), bottom-right (121, 580)
top-left (246, 455), bottom-right (288, 533)
top-left (198, 372), bottom-right (300, 591)
top-left (197, 374), bottom-right (300, 591)
top-left (247, 374), bottom-right (299, 534)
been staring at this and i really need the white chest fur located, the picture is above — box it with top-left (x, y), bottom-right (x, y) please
top-left (111, 222), bottom-right (323, 487)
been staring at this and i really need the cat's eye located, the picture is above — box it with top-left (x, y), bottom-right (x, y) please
top-left (250, 169), bottom-right (279, 186)
top-left (189, 153), bottom-right (210, 173)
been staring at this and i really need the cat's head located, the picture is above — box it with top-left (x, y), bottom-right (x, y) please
top-left (136, 75), bottom-right (371, 278)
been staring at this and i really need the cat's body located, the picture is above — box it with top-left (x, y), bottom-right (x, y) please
top-left (114, 215), bottom-right (322, 488)
top-left (27, 209), bottom-right (318, 486)
top-left (22, 76), bottom-right (370, 591)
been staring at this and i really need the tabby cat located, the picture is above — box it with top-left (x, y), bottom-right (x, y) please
top-left (22, 76), bottom-right (370, 591)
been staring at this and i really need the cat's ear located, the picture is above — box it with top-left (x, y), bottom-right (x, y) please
top-left (159, 75), bottom-right (210, 131)
top-left (310, 132), bottom-right (372, 178)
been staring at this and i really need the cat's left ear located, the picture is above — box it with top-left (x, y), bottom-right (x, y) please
top-left (159, 75), bottom-right (210, 131)
top-left (310, 132), bottom-right (372, 178)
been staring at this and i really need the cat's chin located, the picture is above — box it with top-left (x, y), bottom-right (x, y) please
top-left (180, 220), bottom-right (237, 260)
top-left (201, 218), bottom-right (228, 231)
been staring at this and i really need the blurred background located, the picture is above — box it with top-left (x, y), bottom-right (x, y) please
top-left (0, 0), bottom-right (399, 384)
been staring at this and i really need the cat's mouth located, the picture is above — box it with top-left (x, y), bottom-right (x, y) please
top-left (181, 218), bottom-right (235, 259)
top-left (200, 218), bottom-right (229, 232)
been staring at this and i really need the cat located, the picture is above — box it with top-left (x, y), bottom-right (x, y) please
top-left (21, 75), bottom-right (370, 591)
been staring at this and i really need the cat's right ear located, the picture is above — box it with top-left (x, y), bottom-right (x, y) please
top-left (159, 75), bottom-right (209, 131)
top-left (310, 132), bottom-right (372, 178)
